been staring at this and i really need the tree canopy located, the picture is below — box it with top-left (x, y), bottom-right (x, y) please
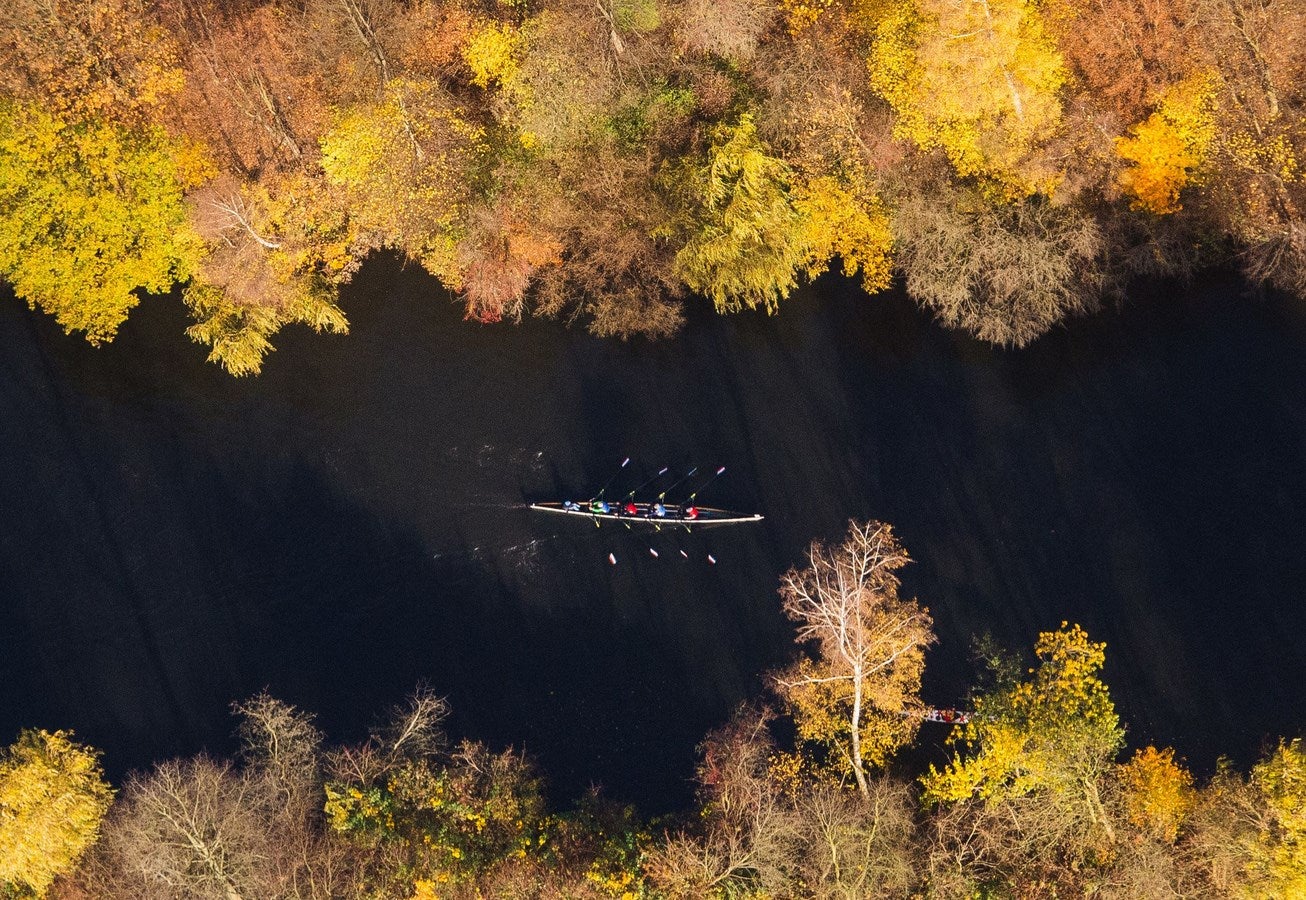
top-left (0, 729), bottom-right (113, 897)
top-left (0, 0), bottom-right (1303, 370)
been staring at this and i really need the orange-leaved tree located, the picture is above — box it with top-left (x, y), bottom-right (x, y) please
top-left (1118, 745), bottom-right (1196, 843)
top-left (1116, 72), bottom-right (1219, 214)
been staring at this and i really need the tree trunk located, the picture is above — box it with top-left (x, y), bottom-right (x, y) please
top-left (848, 667), bottom-right (870, 798)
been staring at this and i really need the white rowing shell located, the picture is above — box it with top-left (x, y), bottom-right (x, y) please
top-left (529, 502), bottom-right (763, 527)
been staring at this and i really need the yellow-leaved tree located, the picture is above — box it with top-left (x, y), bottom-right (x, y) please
top-left (1116, 72), bottom-right (1219, 214)
top-left (0, 729), bottom-right (114, 897)
top-left (185, 172), bottom-right (354, 376)
top-left (922, 623), bottom-right (1124, 811)
top-left (919, 624), bottom-right (1125, 893)
top-left (1242, 738), bottom-right (1306, 896)
top-left (0, 101), bottom-right (207, 343)
top-left (869, 0), bottom-right (1067, 195)
top-left (773, 520), bottom-right (936, 797)
top-left (672, 113), bottom-right (809, 313)
top-left (462, 20), bottom-right (525, 92)
top-left (320, 81), bottom-right (485, 290)
top-left (674, 116), bottom-right (894, 313)
top-left (792, 175), bottom-right (895, 294)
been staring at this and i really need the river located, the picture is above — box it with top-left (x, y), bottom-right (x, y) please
top-left (3, 261), bottom-right (1305, 810)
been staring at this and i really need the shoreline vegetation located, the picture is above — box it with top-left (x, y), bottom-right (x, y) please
top-left (1, 0), bottom-right (1303, 375)
top-left (5, 521), bottom-right (1305, 898)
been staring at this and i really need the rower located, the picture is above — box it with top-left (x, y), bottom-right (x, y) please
top-left (653, 501), bottom-right (667, 518)
top-left (563, 500), bottom-right (579, 511)
top-left (683, 504), bottom-right (699, 520)
top-left (624, 501), bottom-right (639, 516)
top-left (591, 500), bottom-right (610, 514)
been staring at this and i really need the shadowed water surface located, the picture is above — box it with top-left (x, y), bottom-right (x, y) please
top-left (2, 262), bottom-right (1305, 811)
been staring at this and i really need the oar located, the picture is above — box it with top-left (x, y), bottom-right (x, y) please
top-left (657, 467), bottom-right (698, 502)
top-left (649, 467), bottom-right (698, 533)
top-left (685, 466), bottom-right (727, 504)
top-left (674, 466), bottom-right (727, 532)
top-left (592, 457), bottom-right (631, 502)
top-left (625, 466), bottom-right (669, 500)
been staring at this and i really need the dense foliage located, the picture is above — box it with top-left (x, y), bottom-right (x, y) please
top-left (0, 730), bottom-right (113, 897)
top-left (10, 520), bottom-right (1305, 898)
top-left (1, 0), bottom-right (1302, 372)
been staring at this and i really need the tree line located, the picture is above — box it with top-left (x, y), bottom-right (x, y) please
top-left (0, 0), bottom-right (1302, 373)
top-left (4, 520), bottom-right (1304, 897)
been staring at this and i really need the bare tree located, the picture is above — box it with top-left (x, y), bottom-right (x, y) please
top-left (191, 176), bottom-right (283, 252)
top-left (924, 785), bottom-right (1130, 897)
top-left (774, 521), bottom-right (936, 798)
top-left (326, 684), bottom-right (450, 789)
top-left (92, 757), bottom-right (272, 900)
top-left (671, 0), bottom-right (775, 62)
top-left (232, 692), bottom-right (324, 818)
top-left (643, 707), bottom-right (790, 897)
top-left (782, 780), bottom-right (919, 899)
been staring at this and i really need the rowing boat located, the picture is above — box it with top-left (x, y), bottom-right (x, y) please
top-left (529, 501), bottom-right (763, 528)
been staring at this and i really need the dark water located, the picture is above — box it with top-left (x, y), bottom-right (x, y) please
top-left (3, 262), bottom-right (1306, 811)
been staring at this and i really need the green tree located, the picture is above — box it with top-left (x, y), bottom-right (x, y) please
top-left (323, 688), bottom-right (549, 892)
top-left (0, 729), bottom-right (114, 897)
top-left (672, 113), bottom-right (812, 313)
top-left (0, 101), bottom-right (206, 343)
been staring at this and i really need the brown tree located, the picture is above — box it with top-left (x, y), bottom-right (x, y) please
top-left (162, 0), bottom-right (330, 176)
top-left (643, 708), bottom-right (790, 898)
top-left (87, 757), bottom-right (273, 900)
top-left (231, 692), bottom-right (324, 819)
top-left (1056, 0), bottom-right (1197, 125)
top-left (893, 182), bottom-right (1105, 347)
top-left (1189, 0), bottom-right (1306, 299)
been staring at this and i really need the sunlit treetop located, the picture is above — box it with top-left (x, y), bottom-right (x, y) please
top-left (1118, 745), bottom-right (1195, 843)
top-left (1, 0), bottom-right (185, 124)
top-left (1245, 737), bottom-right (1306, 896)
top-left (922, 623), bottom-right (1124, 804)
top-left (0, 101), bottom-right (207, 344)
top-left (869, 0), bottom-right (1068, 196)
top-left (1116, 72), bottom-right (1219, 215)
top-left (0, 729), bottom-right (114, 897)
top-left (672, 113), bottom-right (808, 313)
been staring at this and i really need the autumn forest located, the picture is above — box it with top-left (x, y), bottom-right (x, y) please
top-left (1, 0), bottom-right (1303, 374)
top-left (4, 0), bottom-right (1306, 896)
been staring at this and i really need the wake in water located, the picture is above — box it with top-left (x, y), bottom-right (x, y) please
top-left (431, 535), bottom-right (560, 577)
top-left (443, 444), bottom-right (547, 473)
